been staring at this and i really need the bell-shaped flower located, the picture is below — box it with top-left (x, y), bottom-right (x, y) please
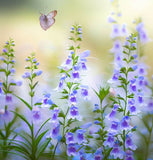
top-left (125, 134), bottom-right (137, 150)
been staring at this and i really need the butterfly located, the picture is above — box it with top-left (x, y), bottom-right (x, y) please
top-left (39, 10), bottom-right (57, 31)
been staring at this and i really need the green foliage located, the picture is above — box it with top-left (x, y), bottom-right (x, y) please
top-left (9, 111), bottom-right (51, 160)
top-left (94, 86), bottom-right (110, 105)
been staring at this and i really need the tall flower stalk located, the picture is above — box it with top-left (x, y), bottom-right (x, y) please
top-left (108, 34), bottom-right (138, 160)
top-left (53, 24), bottom-right (90, 159)
top-left (10, 54), bottom-right (51, 160)
top-left (0, 39), bottom-right (21, 159)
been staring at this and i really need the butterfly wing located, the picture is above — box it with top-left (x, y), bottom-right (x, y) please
top-left (47, 10), bottom-right (57, 19)
top-left (39, 10), bottom-right (57, 31)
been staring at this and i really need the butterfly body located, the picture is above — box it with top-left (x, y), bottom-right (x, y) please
top-left (39, 10), bottom-right (57, 31)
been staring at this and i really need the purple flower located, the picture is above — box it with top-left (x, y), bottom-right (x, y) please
top-left (51, 108), bottom-right (59, 124)
top-left (3, 48), bottom-right (7, 53)
top-left (10, 68), bottom-right (16, 74)
top-left (129, 105), bottom-right (136, 114)
top-left (35, 70), bottom-right (42, 76)
top-left (104, 133), bottom-right (114, 147)
top-left (25, 58), bottom-right (29, 61)
top-left (0, 57), bottom-right (5, 61)
top-left (130, 83), bottom-right (136, 92)
top-left (138, 96), bottom-right (143, 103)
top-left (79, 50), bottom-right (90, 59)
top-left (80, 122), bottom-right (92, 129)
top-left (110, 142), bottom-right (123, 159)
top-left (94, 120), bottom-right (100, 124)
top-left (67, 105), bottom-right (81, 120)
top-left (69, 93), bottom-right (77, 105)
top-left (0, 109), bottom-right (12, 121)
top-left (66, 132), bottom-right (75, 144)
top-left (132, 65), bottom-right (137, 71)
top-left (71, 27), bottom-right (74, 31)
top-left (32, 107), bottom-right (41, 120)
top-left (125, 134), bottom-right (137, 150)
top-left (51, 124), bottom-right (60, 138)
top-left (12, 60), bottom-right (15, 63)
top-left (76, 129), bottom-right (87, 144)
top-left (66, 58), bottom-right (72, 65)
top-left (5, 95), bottom-right (12, 103)
top-left (139, 29), bottom-right (149, 44)
top-left (77, 28), bottom-right (82, 32)
top-left (0, 87), bottom-right (3, 94)
top-left (81, 86), bottom-right (88, 98)
top-left (109, 121), bottom-right (119, 134)
top-left (120, 116), bottom-right (131, 131)
top-left (42, 93), bottom-right (54, 107)
top-left (110, 40), bottom-right (122, 53)
top-left (94, 148), bottom-right (103, 160)
top-left (81, 88), bottom-right (88, 97)
top-left (33, 58), bottom-right (37, 62)
top-left (15, 81), bottom-right (22, 86)
top-left (67, 143), bottom-right (77, 156)
top-left (93, 104), bottom-right (100, 112)
top-left (0, 82), bottom-right (3, 94)
top-left (36, 62), bottom-right (39, 66)
top-left (72, 70), bottom-right (80, 79)
top-left (106, 104), bottom-right (119, 120)
top-left (94, 155), bottom-right (102, 160)
top-left (121, 24), bottom-right (128, 37)
top-left (112, 69), bottom-right (120, 81)
top-left (22, 72), bottom-right (31, 78)
top-left (125, 150), bottom-right (135, 160)
top-left (108, 16), bottom-right (116, 23)
top-left (147, 100), bottom-right (153, 111)
top-left (81, 62), bottom-right (87, 70)
top-left (111, 24), bottom-right (120, 38)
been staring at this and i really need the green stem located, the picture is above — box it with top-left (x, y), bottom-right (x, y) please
top-left (52, 142), bottom-right (59, 160)
top-left (2, 44), bottom-right (11, 159)
top-left (100, 100), bottom-right (106, 159)
top-left (123, 44), bottom-right (131, 160)
top-left (30, 61), bottom-right (34, 108)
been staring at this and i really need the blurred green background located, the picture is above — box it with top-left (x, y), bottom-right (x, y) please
top-left (0, 0), bottom-right (153, 87)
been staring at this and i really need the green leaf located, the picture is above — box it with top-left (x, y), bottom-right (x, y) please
top-left (11, 111), bottom-right (32, 133)
top-left (58, 110), bottom-right (65, 119)
top-left (8, 139), bottom-right (31, 152)
top-left (37, 138), bottom-right (51, 159)
top-left (0, 68), bottom-right (6, 72)
top-left (60, 95), bottom-right (69, 99)
top-left (9, 145), bottom-right (30, 158)
top-left (13, 94), bottom-right (32, 110)
top-left (68, 46), bottom-right (74, 50)
top-left (120, 67), bottom-right (126, 74)
top-left (35, 129), bottom-right (50, 146)
top-left (61, 89), bottom-right (68, 94)
top-left (67, 82), bottom-right (73, 90)
top-left (32, 81), bottom-right (39, 90)
top-left (0, 130), bottom-right (4, 138)
top-left (127, 93), bottom-right (134, 98)
top-left (0, 150), bottom-right (29, 160)
top-left (69, 127), bottom-right (80, 133)
top-left (29, 91), bottom-right (35, 97)
top-left (35, 118), bottom-right (51, 138)
top-left (127, 67), bottom-right (134, 73)
top-left (12, 131), bottom-right (32, 147)
top-left (93, 86), bottom-right (110, 104)
top-left (8, 142), bottom-right (31, 157)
